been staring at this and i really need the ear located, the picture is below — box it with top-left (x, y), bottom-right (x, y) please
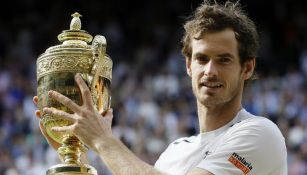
top-left (243, 58), bottom-right (255, 80)
top-left (186, 57), bottom-right (192, 77)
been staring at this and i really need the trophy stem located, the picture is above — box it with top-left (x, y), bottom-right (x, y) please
top-left (47, 135), bottom-right (98, 175)
top-left (58, 135), bottom-right (86, 165)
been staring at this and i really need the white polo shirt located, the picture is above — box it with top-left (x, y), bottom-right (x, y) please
top-left (155, 109), bottom-right (287, 175)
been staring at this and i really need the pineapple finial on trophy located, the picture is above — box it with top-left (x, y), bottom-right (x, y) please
top-left (70, 12), bottom-right (82, 30)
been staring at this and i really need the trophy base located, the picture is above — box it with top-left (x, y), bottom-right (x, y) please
top-left (47, 164), bottom-right (97, 175)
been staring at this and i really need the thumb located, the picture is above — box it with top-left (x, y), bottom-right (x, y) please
top-left (104, 108), bottom-right (114, 120)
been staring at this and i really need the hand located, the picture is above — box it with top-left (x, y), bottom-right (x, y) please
top-left (33, 96), bottom-right (61, 150)
top-left (42, 74), bottom-right (114, 153)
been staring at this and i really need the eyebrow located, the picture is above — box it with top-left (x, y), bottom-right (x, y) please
top-left (192, 52), bottom-right (208, 58)
top-left (192, 52), bottom-right (235, 59)
top-left (216, 53), bottom-right (235, 59)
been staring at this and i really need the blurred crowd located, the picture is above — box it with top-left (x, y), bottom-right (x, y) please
top-left (0, 0), bottom-right (307, 174)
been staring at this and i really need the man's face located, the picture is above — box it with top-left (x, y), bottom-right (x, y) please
top-left (186, 29), bottom-right (254, 107)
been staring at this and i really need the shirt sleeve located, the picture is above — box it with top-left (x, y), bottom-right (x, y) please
top-left (196, 118), bottom-right (287, 175)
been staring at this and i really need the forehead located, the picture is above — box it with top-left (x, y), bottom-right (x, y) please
top-left (191, 29), bottom-right (239, 57)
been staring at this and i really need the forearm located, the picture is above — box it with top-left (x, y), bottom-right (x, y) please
top-left (96, 136), bottom-right (166, 175)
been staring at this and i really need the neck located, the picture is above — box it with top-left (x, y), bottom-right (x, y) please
top-left (197, 93), bottom-right (243, 133)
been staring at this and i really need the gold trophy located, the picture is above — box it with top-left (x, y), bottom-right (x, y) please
top-left (36, 12), bottom-right (112, 175)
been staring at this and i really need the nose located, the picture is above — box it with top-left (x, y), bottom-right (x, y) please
top-left (204, 60), bottom-right (218, 77)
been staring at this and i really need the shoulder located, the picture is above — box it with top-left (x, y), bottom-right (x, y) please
top-left (171, 136), bottom-right (198, 145)
top-left (228, 112), bottom-right (285, 141)
top-left (222, 113), bottom-right (287, 171)
top-left (157, 135), bottom-right (198, 157)
top-left (225, 111), bottom-right (286, 151)
top-left (154, 135), bottom-right (199, 172)
top-left (197, 112), bottom-right (287, 174)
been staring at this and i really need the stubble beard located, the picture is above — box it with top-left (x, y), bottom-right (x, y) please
top-left (193, 75), bottom-right (244, 108)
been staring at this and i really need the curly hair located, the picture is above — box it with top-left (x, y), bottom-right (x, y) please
top-left (182, 0), bottom-right (259, 67)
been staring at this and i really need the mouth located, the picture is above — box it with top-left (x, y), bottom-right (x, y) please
top-left (200, 82), bottom-right (223, 89)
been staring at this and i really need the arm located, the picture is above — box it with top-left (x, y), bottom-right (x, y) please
top-left (96, 135), bottom-right (165, 175)
top-left (81, 133), bottom-right (213, 175)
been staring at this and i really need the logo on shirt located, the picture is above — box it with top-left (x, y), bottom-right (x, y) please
top-left (203, 151), bottom-right (212, 159)
top-left (228, 152), bottom-right (253, 174)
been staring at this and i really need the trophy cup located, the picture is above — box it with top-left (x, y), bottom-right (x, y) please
top-left (36, 12), bottom-right (112, 175)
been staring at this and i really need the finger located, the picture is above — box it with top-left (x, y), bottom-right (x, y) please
top-left (33, 96), bottom-right (38, 106)
top-left (35, 110), bottom-right (42, 119)
top-left (75, 74), bottom-right (94, 109)
top-left (43, 107), bottom-right (78, 123)
top-left (99, 108), bottom-right (105, 115)
top-left (103, 108), bottom-right (114, 121)
top-left (48, 90), bottom-right (80, 113)
top-left (102, 108), bottom-right (113, 116)
top-left (99, 107), bottom-right (109, 116)
top-left (51, 124), bottom-right (76, 132)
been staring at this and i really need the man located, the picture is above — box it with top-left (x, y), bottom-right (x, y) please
top-left (34, 1), bottom-right (287, 174)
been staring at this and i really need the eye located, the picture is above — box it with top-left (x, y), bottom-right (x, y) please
top-left (194, 55), bottom-right (209, 63)
top-left (219, 57), bottom-right (232, 64)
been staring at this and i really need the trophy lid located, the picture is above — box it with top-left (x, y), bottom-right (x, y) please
top-left (57, 12), bottom-right (93, 43)
top-left (37, 12), bottom-right (95, 80)
top-left (37, 12), bottom-right (112, 82)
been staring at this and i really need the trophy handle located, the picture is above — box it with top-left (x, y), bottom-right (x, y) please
top-left (90, 35), bottom-right (112, 114)
top-left (91, 35), bottom-right (106, 91)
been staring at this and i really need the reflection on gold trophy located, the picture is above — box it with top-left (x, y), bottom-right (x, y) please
top-left (36, 12), bottom-right (112, 175)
